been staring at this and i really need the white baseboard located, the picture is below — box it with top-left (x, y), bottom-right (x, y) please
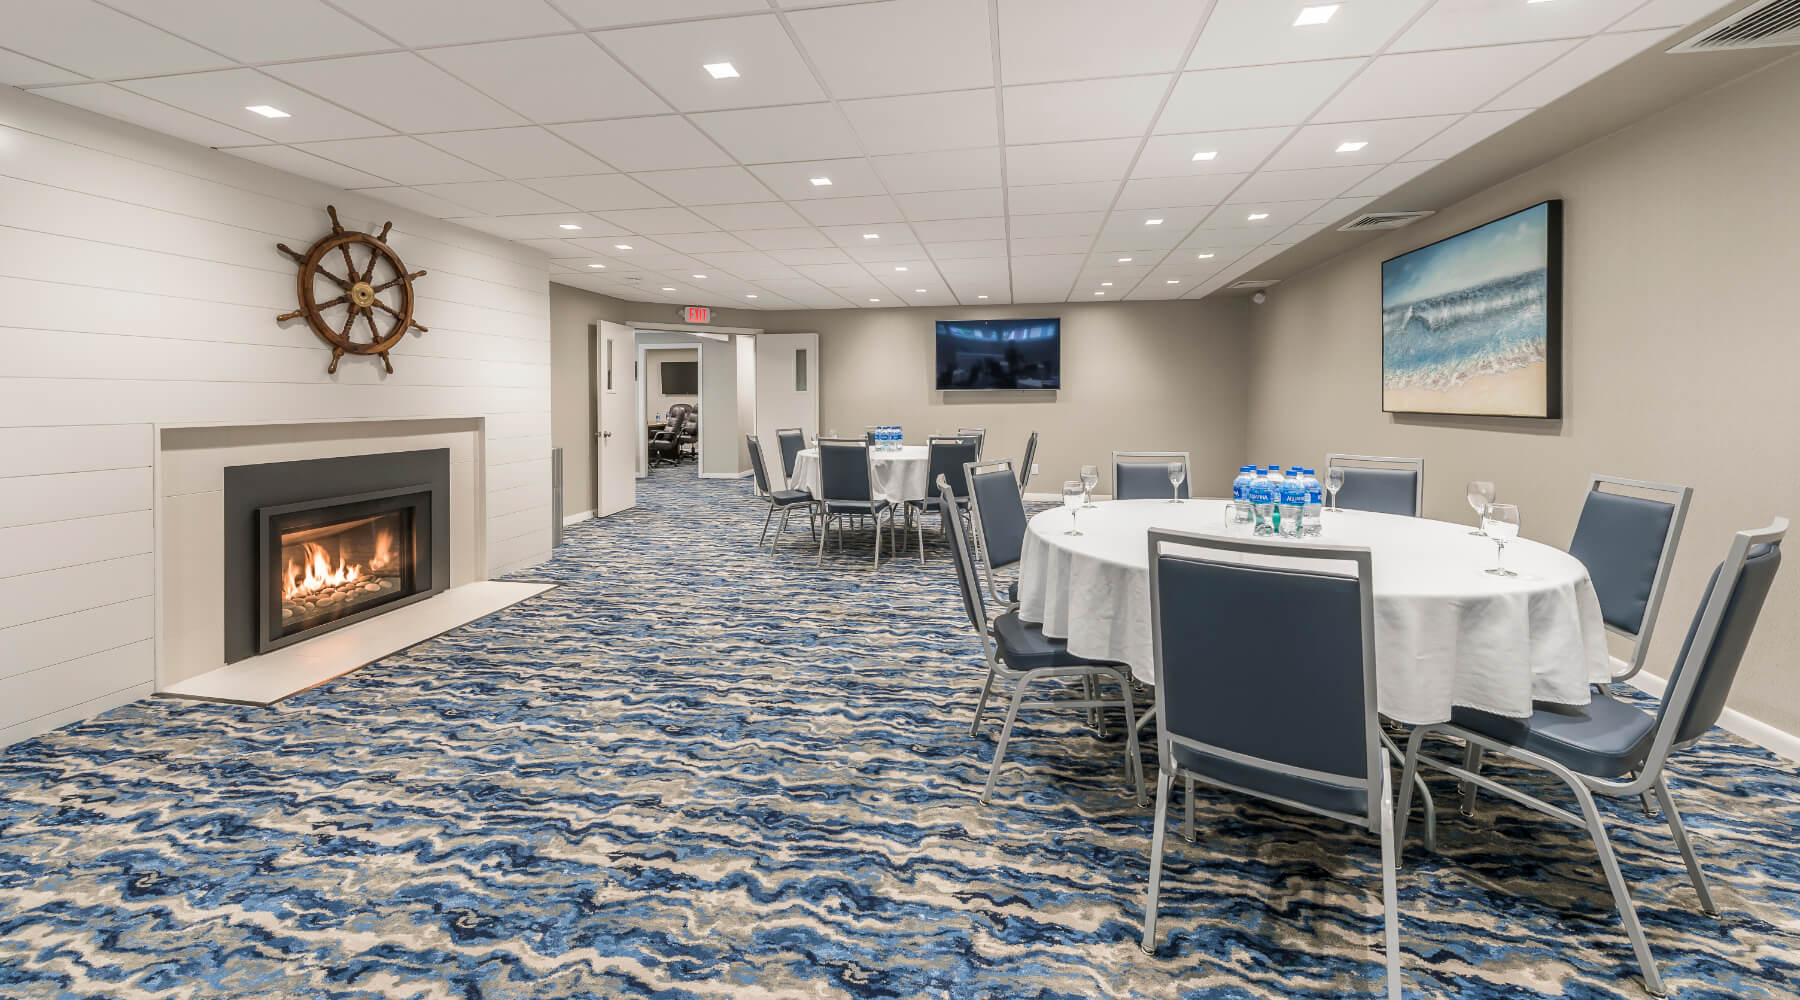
top-left (562, 509), bottom-right (594, 526)
top-left (699, 470), bottom-right (753, 479)
top-left (1628, 671), bottom-right (1800, 762)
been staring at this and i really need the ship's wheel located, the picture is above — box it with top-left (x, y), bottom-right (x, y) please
top-left (276, 205), bottom-right (428, 374)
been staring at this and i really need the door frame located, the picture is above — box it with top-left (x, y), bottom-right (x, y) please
top-left (629, 322), bottom-right (764, 481)
top-left (635, 343), bottom-right (704, 478)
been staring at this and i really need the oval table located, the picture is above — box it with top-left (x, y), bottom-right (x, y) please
top-left (790, 445), bottom-right (933, 504)
top-left (1016, 499), bottom-right (1612, 726)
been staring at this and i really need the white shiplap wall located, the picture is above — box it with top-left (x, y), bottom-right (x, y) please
top-left (0, 88), bottom-right (554, 747)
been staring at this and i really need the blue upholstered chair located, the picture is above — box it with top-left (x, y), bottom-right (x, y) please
top-left (940, 474), bottom-right (1144, 806)
top-left (815, 438), bottom-right (897, 568)
top-left (1017, 431), bottom-right (1038, 492)
top-left (774, 427), bottom-right (807, 489)
top-left (1568, 475), bottom-right (1692, 682)
top-left (955, 427), bottom-right (986, 454)
top-left (966, 459), bottom-right (1027, 610)
top-left (746, 436), bottom-right (814, 553)
top-left (1112, 451), bottom-right (1191, 501)
top-left (904, 437), bottom-right (981, 562)
top-left (1139, 529), bottom-right (1403, 999)
top-left (1326, 454), bottom-right (1423, 517)
top-left (1397, 518), bottom-right (1787, 999)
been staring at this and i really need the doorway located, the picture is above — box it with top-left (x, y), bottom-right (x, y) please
top-left (641, 344), bottom-right (701, 478)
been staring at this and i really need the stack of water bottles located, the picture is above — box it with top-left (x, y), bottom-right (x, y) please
top-left (876, 425), bottom-right (903, 452)
top-left (1231, 465), bottom-right (1323, 537)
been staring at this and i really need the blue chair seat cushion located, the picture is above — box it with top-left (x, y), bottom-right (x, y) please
top-left (1173, 745), bottom-right (1370, 817)
top-left (826, 499), bottom-right (889, 515)
top-left (1450, 695), bottom-right (1657, 779)
top-left (770, 489), bottom-right (812, 505)
top-left (993, 612), bottom-right (1107, 671)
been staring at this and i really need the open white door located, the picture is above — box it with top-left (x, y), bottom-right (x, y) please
top-left (594, 321), bottom-right (637, 517)
top-left (754, 332), bottom-right (820, 487)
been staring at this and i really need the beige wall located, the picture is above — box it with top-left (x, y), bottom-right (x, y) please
top-left (645, 348), bottom-right (699, 419)
top-left (1244, 56), bottom-right (1800, 734)
top-left (548, 283), bottom-right (627, 518)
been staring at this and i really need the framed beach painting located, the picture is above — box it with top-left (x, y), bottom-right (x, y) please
top-left (1381, 200), bottom-right (1563, 418)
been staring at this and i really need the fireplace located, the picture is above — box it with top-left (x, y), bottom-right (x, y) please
top-left (224, 450), bottom-right (450, 663)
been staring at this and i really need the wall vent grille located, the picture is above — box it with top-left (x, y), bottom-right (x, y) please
top-left (1227, 279), bottom-right (1280, 289)
top-left (1670, 0), bottom-right (1800, 52)
top-left (1337, 211), bottom-right (1434, 232)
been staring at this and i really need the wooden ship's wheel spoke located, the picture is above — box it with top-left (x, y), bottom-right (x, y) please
top-left (273, 205), bottom-right (429, 374)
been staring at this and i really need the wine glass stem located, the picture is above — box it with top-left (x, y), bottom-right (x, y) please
top-left (1495, 541), bottom-right (1505, 573)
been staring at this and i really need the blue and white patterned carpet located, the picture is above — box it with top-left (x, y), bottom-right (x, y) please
top-left (3, 468), bottom-right (1799, 999)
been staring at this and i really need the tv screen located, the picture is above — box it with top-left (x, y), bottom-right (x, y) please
top-left (661, 361), bottom-right (698, 395)
top-left (1381, 200), bottom-right (1562, 418)
top-left (935, 318), bottom-right (1061, 390)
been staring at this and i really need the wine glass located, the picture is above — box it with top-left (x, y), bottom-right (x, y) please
top-left (1483, 504), bottom-right (1520, 577)
top-left (1466, 481), bottom-right (1496, 536)
top-left (1166, 462), bottom-right (1186, 503)
top-left (1062, 481), bottom-right (1085, 535)
top-left (1080, 464), bottom-right (1099, 509)
top-left (1327, 467), bottom-right (1346, 511)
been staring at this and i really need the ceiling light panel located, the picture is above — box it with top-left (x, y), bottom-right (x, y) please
top-left (596, 15), bottom-right (826, 112)
top-left (118, 68), bottom-right (391, 143)
top-left (1292, 5), bottom-right (1340, 27)
top-left (751, 159), bottom-right (887, 200)
top-left (1189, 0), bottom-right (1431, 70)
top-left (1133, 127), bottom-right (1294, 178)
top-left (1261, 116), bottom-right (1458, 171)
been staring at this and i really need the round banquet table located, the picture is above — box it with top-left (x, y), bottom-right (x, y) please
top-left (1016, 499), bottom-right (1612, 726)
top-left (789, 445), bottom-right (932, 504)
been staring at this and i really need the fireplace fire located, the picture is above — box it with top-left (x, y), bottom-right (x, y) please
top-left (279, 512), bottom-right (408, 629)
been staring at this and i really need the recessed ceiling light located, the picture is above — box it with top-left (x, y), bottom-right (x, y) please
top-left (703, 62), bottom-right (739, 79)
top-left (862, 232), bottom-right (880, 239)
top-left (1293, 4), bottom-right (1340, 27)
top-left (1145, 218), bottom-right (1164, 226)
top-left (977, 294), bottom-right (988, 299)
top-left (810, 177), bottom-right (832, 186)
top-left (894, 266), bottom-right (908, 272)
top-left (558, 223), bottom-right (582, 230)
top-left (1335, 141), bottom-right (1368, 153)
top-left (587, 263), bottom-right (605, 269)
top-left (692, 274), bottom-right (707, 279)
top-left (1191, 150), bottom-right (1218, 162)
top-left (914, 288), bottom-right (926, 293)
top-left (614, 244), bottom-right (632, 250)
top-left (1117, 257), bottom-right (1133, 263)
top-left (1101, 282), bottom-right (1114, 287)
top-left (1093, 291), bottom-right (1105, 296)
top-left (661, 287), bottom-right (676, 292)
top-left (1247, 212), bottom-right (1270, 221)
top-left (869, 298), bottom-right (881, 303)
top-left (1196, 253), bottom-right (1215, 259)
top-left (746, 294), bottom-right (758, 299)
top-left (1166, 279), bottom-right (1181, 284)
top-left (245, 105), bottom-right (290, 119)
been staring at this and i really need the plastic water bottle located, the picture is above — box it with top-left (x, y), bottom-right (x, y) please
top-left (1302, 468), bottom-right (1323, 536)
top-left (1249, 467), bottom-right (1276, 536)
top-left (1279, 468), bottom-right (1306, 538)
top-left (1231, 466), bottom-right (1254, 523)
top-left (882, 425), bottom-right (894, 451)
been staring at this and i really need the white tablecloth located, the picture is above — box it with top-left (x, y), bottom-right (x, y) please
top-left (790, 445), bottom-right (932, 504)
top-left (1016, 499), bottom-right (1612, 725)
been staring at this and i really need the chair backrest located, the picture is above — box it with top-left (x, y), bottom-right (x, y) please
top-left (864, 426), bottom-right (879, 446)
top-left (1113, 451), bottom-right (1191, 501)
top-left (967, 459), bottom-right (1028, 579)
top-left (817, 438), bottom-right (874, 503)
top-left (667, 402), bottom-right (694, 425)
top-left (775, 428), bottom-right (807, 483)
top-left (939, 473), bottom-right (990, 638)
top-left (1566, 475), bottom-right (1692, 680)
top-left (1326, 454), bottom-right (1422, 517)
top-left (1647, 519), bottom-right (1786, 761)
top-left (1018, 431), bottom-right (1039, 491)
top-left (956, 426), bottom-right (985, 449)
top-left (1147, 530), bottom-right (1381, 827)
top-left (926, 436), bottom-right (981, 501)
top-left (746, 434), bottom-right (773, 496)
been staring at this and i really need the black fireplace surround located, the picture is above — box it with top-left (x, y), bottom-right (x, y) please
top-left (223, 450), bottom-right (450, 663)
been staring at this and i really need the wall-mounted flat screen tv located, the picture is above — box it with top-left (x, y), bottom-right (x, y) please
top-left (935, 318), bottom-right (1061, 390)
top-left (661, 360), bottom-right (698, 395)
top-left (1381, 199), bottom-right (1562, 418)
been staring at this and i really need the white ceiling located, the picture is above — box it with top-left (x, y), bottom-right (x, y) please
top-left (0, 0), bottom-right (1737, 309)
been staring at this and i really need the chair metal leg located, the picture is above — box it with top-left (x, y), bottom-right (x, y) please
top-left (980, 671), bottom-right (1034, 804)
top-left (1395, 726), bottom-right (1429, 864)
top-left (1653, 774), bottom-right (1718, 916)
top-left (1460, 742), bottom-right (1483, 817)
top-left (816, 513), bottom-right (831, 566)
top-left (758, 502), bottom-right (776, 547)
top-left (1378, 759), bottom-right (1404, 1000)
top-left (873, 508), bottom-right (884, 569)
top-left (1139, 769), bottom-right (1174, 955)
top-left (771, 507), bottom-right (791, 554)
top-left (1181, 774), bottom-right (1196, 843)
top-left (969, 660), bottom-right (999, 737)
top-left (1114, 669), bottom-right (1145, 805)
top-left (1384, 729), bottom-right (1435, 854)
top-left (1568, 776), bottom-right (1667, 999)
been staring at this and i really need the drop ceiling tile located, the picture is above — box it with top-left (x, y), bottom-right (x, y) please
top-left (794, 196), bottom-right (906, 226)
top-left (852, 246), bottom-right (934, 267)
top-left (1189, 0), bottom-right (1430, 70)
top-left (1010, 235), bottom-right (1096, 255)
top-left (343, 0), bottom-right (574, 46)
top-left (1393, 0), bottom-right (1642, 52)
top-left (634, 166), bottom-right (777, 205)
top-left (1488, 31), bottom-right (1665, 111)
top-left (1226, 165), bottom-right (1377, 202)
top-left (36, 84), bottom-right (266, 148)
top-left (596, 206), bottom-right (717, 234)
top-left (530, 241), bottom-right (600, 259)
top-left (819, 223), bottom-right (917, 246)
top-left (1003, 76), bottom-right (1171, 145)
top-left (1009, 211), bottom-right (1105, 239)
top-left (118, 69), bottom-right (391, 144)
top-left (788, 0), bottom-right (994, 99)
top-left (1611, 0), bottom-right (1735, 31)
top-left (998, 0), bottom-right (1207, 83)
top-left (768, 247), bottom-right (853, 266)
top-left (795, 262), bottom-right (880, 288)
top-left (1007, 181), bottom-right (1119, 215)
top-left (899, 188), bottom-right (1006, 220)
top-left (417, 127), bottom-right (609, 178)
top-left (269, 53), bottom-right (525, 133)
top-left (749, 158), bottom-right (885, 200)
top-left (526, 173), bottom-right (673, 211)
top-left (1262, 116), bottom-right (1459, 171)
top-left (911, 217), bottom-right (1006, 242)
top-left (693, 202), bottom-right (810, 230)
top-left (106, 0), bottom-right (394, 62)
top-left (1115, 174), bottom-right (1246, 209)
top-left (1133, 127), bottom-right (1295, 178)
top-left (690, 251), bottom-right (798, 279)
top-left (414, 180), bottom-right (574, 216)
top-left (1405, 108), bottom-right (1531, 160)
top-left (741, 227), bottom-right (837, 250)
top-left (363, 186), bottom-right (492, 219)
top-left (1315, 42), bottom-right (1576, 122)
top-left (552, 117), bottom-right (733, 172)
top-left (457, 213), bottom-right (627, 241)
top-left (1157, 60), bottom-right (1364, 133)
top-left (689, 104), bottom-right (861, 164)
top-left (1198, 199), bottom-right (1327, 230)
top-left (840, 90), bottom-right (1000, 155)
top-left (227, 145), bottom-right (396, 189)
top-left (558, 0), bottom-right (772, 28)
top-left (1005, 138), bottom-right (1139, 186)
top-left (1094, 208), bottom-right (1209, 249)
top-left (578, 235), bottom-right (667, 254)
top-left (1346, 159), bottom-right (1444, 198)
top-left (873, 148), bottom-right (1003, 194)
top-left (1010, 254), bottom-right (1084, 279)
top-left (596, 15), bottom-right (826, 112)
top-left (659, 231), bottom-right (756, 254)
top-left (929, 241), bottom-right (1010, 260)
top-left (0, 0), bottom-right (228, 78)
top-left (425, 36), bottom-right (671, 124)
top-left (0, 50), bottom-right (84, 87)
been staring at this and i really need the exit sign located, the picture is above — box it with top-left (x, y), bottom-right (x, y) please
top-left (682, 306), bottom-right (711, 324)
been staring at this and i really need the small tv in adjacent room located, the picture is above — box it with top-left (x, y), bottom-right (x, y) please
top-left (661, 360), bottom-right (698, 395)
top-left (935, 317), bottom-right (1061, 390)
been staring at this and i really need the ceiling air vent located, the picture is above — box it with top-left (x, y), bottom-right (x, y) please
top-left (1337, 211), bottom-right (1434, 232)
top-left (1670, 0), bottom-right (1800, 52)
top-left (1227, 279), bottom-right (1280, 290)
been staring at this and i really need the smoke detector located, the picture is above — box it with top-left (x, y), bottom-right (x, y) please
top-left (1670, 0), bottom-right (1800, 53)
top-left (1337, 211), bottom-right (1434, 232)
